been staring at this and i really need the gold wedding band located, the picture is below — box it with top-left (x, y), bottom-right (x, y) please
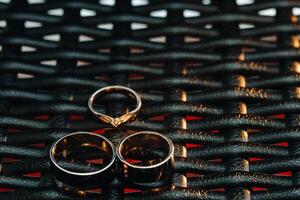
top-left (88, 86), bottom-right (141, 127)
top-left (117, 131), bottom-right (174, 185)
top-left (49, 132), bottom-right (116, 189)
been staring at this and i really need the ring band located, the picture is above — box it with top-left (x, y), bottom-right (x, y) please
top-left (49, 132), bottom-right (116, 189)
top-left (88, 85), bottom-right (142, 127)
top-left (117, 131), bottom-right (174, 186)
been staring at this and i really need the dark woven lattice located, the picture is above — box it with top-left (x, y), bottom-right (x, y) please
top-left (1, 0), bottom-right (300, 199)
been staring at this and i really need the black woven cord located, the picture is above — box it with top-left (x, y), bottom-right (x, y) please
top-left (1, 0), bottom-right (300, 199)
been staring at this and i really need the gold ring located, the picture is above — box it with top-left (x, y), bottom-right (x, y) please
top-left (49, 132), bottom-right (116, 189)
top-left (117, 131), bottom-right (174, 186)
top-left (88, 85), bottom-right (142, 127)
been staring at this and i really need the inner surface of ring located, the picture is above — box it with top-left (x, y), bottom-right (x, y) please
top-left (119, 133), bottom-right (172, 167)
top-left (91, 88), bottom-right (137, 118)
top-left (51, 133), bottom-right (114, 174)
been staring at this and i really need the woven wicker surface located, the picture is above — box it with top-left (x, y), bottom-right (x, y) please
top-left (1, 0), bottom-right (300, 199)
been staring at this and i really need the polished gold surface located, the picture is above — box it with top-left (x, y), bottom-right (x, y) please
top-left (117, 131), bottom-right (174, 185)
top-left (49, 132), bottom-right (116, 189)
top-left (88, 85), bottom-right (142, 127)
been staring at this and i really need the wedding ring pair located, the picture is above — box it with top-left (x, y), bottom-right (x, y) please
top-left (49, 86), bottom-right (174, 190)
top-left (50, 131), bottom-right (174, 189)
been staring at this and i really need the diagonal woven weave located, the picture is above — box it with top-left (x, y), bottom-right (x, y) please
top-left (1, 0), bottom-right (300, 199)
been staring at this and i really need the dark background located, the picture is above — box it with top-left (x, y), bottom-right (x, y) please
top-left (0, 0), bottom-right (300, 199)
